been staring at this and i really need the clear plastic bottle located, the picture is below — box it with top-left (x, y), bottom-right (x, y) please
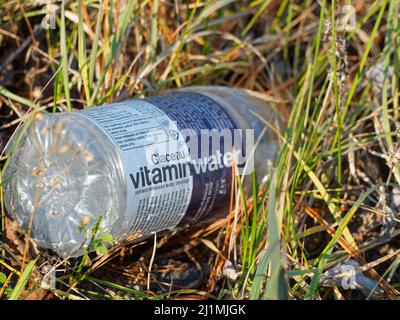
top-left (3, 86), bottom-right (283, 258)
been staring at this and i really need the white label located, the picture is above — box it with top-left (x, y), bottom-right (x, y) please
top-left (77, 100), bottom-right (193, 237)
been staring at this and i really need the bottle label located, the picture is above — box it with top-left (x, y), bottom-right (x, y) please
top-left (77, 92), bottom-right (238, 237)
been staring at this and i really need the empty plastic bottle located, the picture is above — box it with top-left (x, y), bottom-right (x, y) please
top-left (3, 86), bottom-right (283, 257)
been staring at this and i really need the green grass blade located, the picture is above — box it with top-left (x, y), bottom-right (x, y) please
top-left (305, 183), bottom-right (385, 299)
top-left (150, 0), bottom-right (159, 83)
top-left (89, 0), bottom-right (135, 105)
top-left (249, 249), bottom-right (272, 299)
top-left (242, 0), bottom-right (272, 36)
top-left (263, 171), bottom-right (287, 300)
top-left (0, 85), bottom-right (37, 108)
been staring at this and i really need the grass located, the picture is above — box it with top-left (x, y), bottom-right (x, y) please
top-left (0, 0), bottom-right (400, 300)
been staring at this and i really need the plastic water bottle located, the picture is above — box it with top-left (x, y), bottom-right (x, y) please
top-left (3, 86), bottom-right (282, 258)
